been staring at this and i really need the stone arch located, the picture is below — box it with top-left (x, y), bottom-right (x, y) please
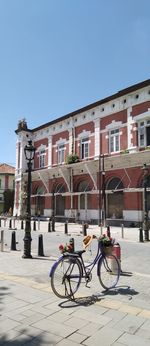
top-left (76, 180), bottom-right (92, 212)
top-left (106, 177), bottom-right (124, 219)
top-left (55, 183), bottom-right (66, 216)
top-left (35, 185), bottom-right (46, 216)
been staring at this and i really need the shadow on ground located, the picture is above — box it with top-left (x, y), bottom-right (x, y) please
top-left (59, 285), bottom-right (139, 308)
top-left (0, 285), bottom-right (10, 313)
top-left (0, 332), bottom-right (56, 345)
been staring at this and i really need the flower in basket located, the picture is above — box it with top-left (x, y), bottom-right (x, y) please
top-left (99, 234), bottom-right (115, 255)
top-left (59, 243), bottom-right (73, 254)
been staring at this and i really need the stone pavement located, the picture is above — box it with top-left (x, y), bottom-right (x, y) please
top-left (0, 224), bottom-right (150, 345)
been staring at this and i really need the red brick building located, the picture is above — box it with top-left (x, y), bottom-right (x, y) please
top-left (14, 79), bottom-right (150, 226)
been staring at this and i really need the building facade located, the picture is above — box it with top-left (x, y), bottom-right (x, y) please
top-left (0, 163), bottom-right (15, 214)
top-left (14, 79), bottom-right (150, 226)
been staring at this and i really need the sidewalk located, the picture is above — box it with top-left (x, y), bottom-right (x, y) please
top-left (1, 230), bottom-right (150, 345)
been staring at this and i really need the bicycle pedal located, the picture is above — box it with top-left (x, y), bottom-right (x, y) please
top-left (85, 284), bottom-right (91, 288)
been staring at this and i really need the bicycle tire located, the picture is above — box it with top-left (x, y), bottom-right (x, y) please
top-left (98, 254), bottom-right (120, 290)
top-left (51, 255), bottom-right (82, 299)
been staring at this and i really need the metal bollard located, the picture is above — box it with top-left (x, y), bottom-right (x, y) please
top-left (0, 218), bottom-right (1, 228)
top-left (48, 219), bottom-right (51, 232)
top-left (11, 231), bottom-right (16, 251)
top-left (121, 224), bottom-right (124, 239)
top-left (69, 238), bottom-right (75, 252)
top-left (82, 223), bottom-right (87, 236)
top-left (38, 217), bottom-right (40, 231)
top-left (38, 234), bottom-right (44, 256)
top-left (144, 229), bottom-right (149, 242)
top-left (106, 225), bottom-right (111, 237)
top-left (64, 221), bottom-right (68, 235)
top-left (139, 227), bottom-right (144, 242)
top-left (52, 218), bottom-right (55, 232)
top-left (1, 230), bottom-right (4, 252)
top-left (21, 220), bottom-right (24, 230)
top-left (9, 219), bottom-right (12, 229)
top-left (33, 220), bottom-right (36, 231)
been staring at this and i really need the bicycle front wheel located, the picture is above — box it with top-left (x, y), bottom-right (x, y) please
top-left (98, 254), bottom-right (120, 290)
top-left (51, 255), bottom-right (82, 299)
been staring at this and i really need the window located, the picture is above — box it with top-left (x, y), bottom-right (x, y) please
top-left (110, 129), bottom-right (119, 153)
top-left (139, 120), bottom-right (150, 147)
top-left (81, 137), bottom-right (89, 159)
top-left (39, 149), bottom-right (45, 168)
top-left (58, 144), bottom-right (65, 164)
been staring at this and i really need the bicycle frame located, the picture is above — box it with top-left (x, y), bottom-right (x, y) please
top-left (49, 240), bottom-right (105, 279)
top-left (75, 240), bottom-right (103, 279)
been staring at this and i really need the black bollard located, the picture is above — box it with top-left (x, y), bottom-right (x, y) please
top-left (83, 223), bottom-right (87, 236)
top-left (69, 238), bottom-right (75, 252)
top-left (139, 227), bottom-right (144, 242)
top-left (38, 234), bottom-right (44, 256)
top-left (106, 225), bottom-right (111, 238)
top-left (9, 219), bottom-right (12, 229)
top-left (0, 218), bottom-right (1, 227)
top-left (64, 221), bottom-right (68, 235)
top-left (52, 218), bottom-right (55, 232)
top-left (11, 231), bottom-right (16, 251)
top-left (48, 219), bottom-right (51, 232)
top-left (21, 220), bottom-right (24, 230)
top-left (33, 220), bottom-right (36, 231)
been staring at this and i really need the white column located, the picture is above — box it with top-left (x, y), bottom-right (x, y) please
top-left (69, 128), bottom-right (74, 154)
top-left (94, 119), bottom-right (100, 158)
top-left (48, 135), bottom-right (52, 167)
top-left (127, 107), bottom-right (133, 149)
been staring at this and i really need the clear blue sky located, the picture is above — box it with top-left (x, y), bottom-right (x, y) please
top-left (0, 0), bottom-right (150, 166)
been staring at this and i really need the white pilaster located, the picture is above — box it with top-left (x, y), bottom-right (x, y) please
top-left (127, 107), bottom-right (133, 149)
top-left (48, 135), bottom-right (52, 167)
top-left (94, 119), bottom-right (100, 158)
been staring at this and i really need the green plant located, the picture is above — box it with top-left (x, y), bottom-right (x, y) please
top-left (99, 234), bottom-right (115, 247)
top-left (120, 149), bottom-right (129, 154)
top-left (66, 153), bottom-right (80, 164)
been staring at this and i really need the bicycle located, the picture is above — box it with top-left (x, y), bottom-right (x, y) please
top-left (49, 235), bottom-right (120, 299)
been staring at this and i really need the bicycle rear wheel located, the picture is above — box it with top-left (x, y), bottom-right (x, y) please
top-left (51, 255), bottom-right (82, 299)
top-left (98, 254), bottom-right (120, 290)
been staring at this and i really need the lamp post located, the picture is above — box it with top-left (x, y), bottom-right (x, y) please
top-left (52, 175), bottom-right (56, 232)
top-left (98, 155), bottom-right (106, 228)
top-left (22, 140), bottom-right (35, 258)
top-left (142, 163), bottom-right (149, 241)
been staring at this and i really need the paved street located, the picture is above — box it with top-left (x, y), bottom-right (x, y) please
top-left (0, 221), bottom-right (150, 345)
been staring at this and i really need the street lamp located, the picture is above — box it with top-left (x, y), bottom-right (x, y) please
top-left (23, 140), bottom-right (35, 258)
top-left (98, 155), bottom-right (106, 228)
top-left (142, 163), bottom-right (149, 241)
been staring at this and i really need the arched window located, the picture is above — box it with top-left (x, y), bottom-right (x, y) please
top-left (55, 184), bottom-right (66, 216)
top-left (77, 180), bottom-right (92, 210)
top-left (35, 185), bottom-right (46, 216)
top-left (107, 177), bottom-right (124, 191)
top-left (77, 181), bottom-right (91, 192)
top-left (107, 177), bottom-right (124, 219)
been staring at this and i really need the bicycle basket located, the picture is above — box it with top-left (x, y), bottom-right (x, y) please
top-left (102, 245), bottom-right (113, 255)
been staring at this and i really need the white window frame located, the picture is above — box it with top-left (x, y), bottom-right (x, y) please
top-left (109, 129), bottom-right (120, 153)
top-left (39, 149), bottom-right (45, 168)
top-left (81, 137), bottom-right (89, 159)
top-left (138, 119), bottom-right (150, 147)
top-left (58, 144), bottom-right (65, 164)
